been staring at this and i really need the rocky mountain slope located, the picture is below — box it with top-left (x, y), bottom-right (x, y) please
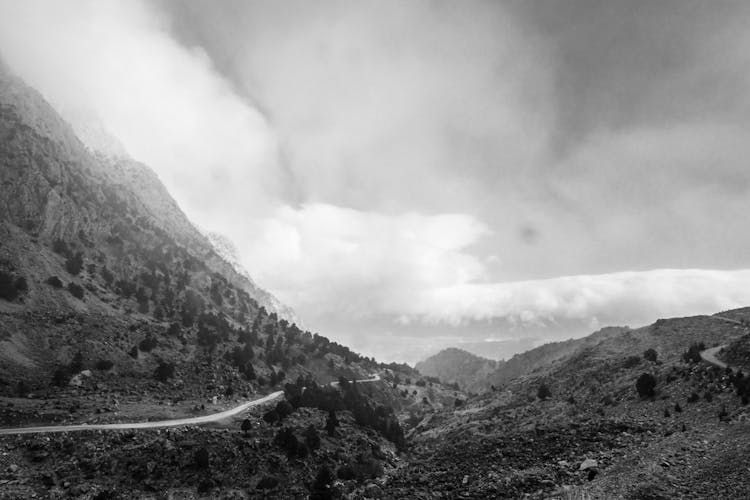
top-left (381, 309), bottom-right (750, 498)
top-left (0, 59), bottom-right (429, 416)
top-left (0, 59), bottom-right (447, 498)
top-left (415, 348), bottom-right (497, 392)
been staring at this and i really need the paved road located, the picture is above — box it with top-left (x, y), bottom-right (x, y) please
top-left (0, 374), bottom-right (380, 435)
top-left (700, 345), bottom-right (728, 369)
top-left (699, 313), bottom-right (748, 370)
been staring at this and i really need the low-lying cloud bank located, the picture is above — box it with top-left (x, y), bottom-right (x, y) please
top-left (239, 203), bottom-right (750, 337)
top-left (407, 268), bottom-right (750, 327)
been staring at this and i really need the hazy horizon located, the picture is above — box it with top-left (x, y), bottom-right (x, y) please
top-left (3, 0), bottom-right (750, 364)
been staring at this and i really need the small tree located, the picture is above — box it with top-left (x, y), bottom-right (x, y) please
top-left (624, 356), bottom-right (641, 369)
top-left (154, 362), bottom-right (175, 382)
top-left (194, 447), bottom-right (210, 469)
top-left (636, 373), bottom-right (657, 398)
top-left (65, 252), bottom-right (84, 275)
top-left (683, 343), bottom-right (705, 364)
top-left (262, 409), bottom-right (279, 425)
top-left (304, 424), bottom-right (321, 451)
top-left (241, 418), bottom-right (252, 436)
top-left (46, 276), bottom-right (63, 288)
top-left (275, 400), bottom-right (294, 420)
top-left (325, 409), bottom-right (339, 437)
top-left (643, 348), bottom-right (658, 363)
top-left (537, 383), bottom-right (552, 400)
top-left (310, 465), bottom-right (334, 500)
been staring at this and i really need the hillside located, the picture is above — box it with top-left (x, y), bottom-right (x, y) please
top-left (380, 310), bottom-right (750, 498)
top-left (415, 348), bottom-right (497, 392)
top-left (0, 59), bottom-right (460, 498)
top-left (0, 60), bottom-right (354, 392)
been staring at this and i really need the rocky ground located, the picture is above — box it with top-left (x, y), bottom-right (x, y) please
top-left (378, 318), bottom-right (750, 500)
top-left (0, 406), bottom-right (400, 499)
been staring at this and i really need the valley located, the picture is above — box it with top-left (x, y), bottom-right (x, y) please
top-left (2, 50), bottom-right (750, 500)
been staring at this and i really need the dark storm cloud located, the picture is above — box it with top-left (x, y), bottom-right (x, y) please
top-left (515, 0), bottom-right (750, 154)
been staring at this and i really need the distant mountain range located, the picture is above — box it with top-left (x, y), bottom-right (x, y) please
top-left (415, 348), bottom-right (497, 391)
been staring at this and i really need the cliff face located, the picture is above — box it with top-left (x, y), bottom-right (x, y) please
top-left (0, 61), bottom-right (292, 320)
top-left (0, 62), bottom-right (301, 380)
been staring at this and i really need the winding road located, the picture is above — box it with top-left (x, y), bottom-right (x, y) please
top-left (698, 314), bottom-right (748, 370)
top-left (0, 374), bottom-right (380, 436)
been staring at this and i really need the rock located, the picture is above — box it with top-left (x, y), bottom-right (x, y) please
top-left (7, 464), bottom-right (19, 473)
top-left (462, 475), bottom-right (469, 485)
top-left (579, 458), bottom-right (598, 471)
top-left (364, 483), bottom-right (383, 498)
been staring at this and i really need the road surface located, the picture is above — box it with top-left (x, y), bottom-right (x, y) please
top-left (700, 345), bottom-right (728, 369)
top-left (0, 374), bottom-right (380, 435)
top-left (698, 313), bottom-right (749, 370)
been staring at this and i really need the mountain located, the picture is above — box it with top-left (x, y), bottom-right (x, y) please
top-left (415, 348), bottom-right (497, 392)
top-left (383, 309), bottom-right (750, 498)
top-left (0, 61), bottom-right (450, 497)
top-left (483, 325), bottom-right (631, 390)
top-left (0, 60), bottom-right (378, 391)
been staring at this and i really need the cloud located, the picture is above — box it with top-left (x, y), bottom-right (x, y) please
top-left (0, 0), bottom-right (281, 228)
top-left (3, 1), bottom-right (750, 364)
top-left (235, 203), bottom-right (491, 319)
top-left (406, 269), bottom-right (750, 327)
top-left (165, 0), bottom-right (555, 213)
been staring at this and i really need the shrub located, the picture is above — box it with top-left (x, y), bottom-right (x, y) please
top-left (69, 351), bottom-right (84, 373)
top-left (274, 427), bottom-right (306, 458)
top-left (683, 343), bottom-right (706, 364)
top-left (65, 252), bottom-right (84, 275)
top-left (336, 464), bottom-right (356, 480)
top-left (636, 373), bottom-right (657, 398)
top-left (153, 362), bottom-right (175, 382)
top-left (95, 359), bottom-right (114, 371)
top-left (128, 345), bottom-right (139, 359)
top-left (0, 271), bottom-right (26, 301)
top-left (325, 410), bottom-right (338, 437)
top-left (624, 356), bottom-right (641, 369)
top-left (100, 267), bottom-right (114, 286)
top-left (704, 391), bottom-right (713, 402)
top-left (52, 367), bottom-right (71, 387)
top-left (194, 447), bottom-right (210, 469)
top-left (275, 400), bottom-right (294, 420)
top-left (138, 336), bottom-right (157, 352)
top-left (304, 424), bottom-right (320, 450)
top-left (67, 282), bottom-right (84, 299)
top-left (537, 383), bottom-right (552, 400)
top-left (687, 392), bottom-right (700, 403)
top-left (310, 465), bottom-right (334, 500)
top-left (243, 362), bottom-right (256, 381)
top-left (263, 409), bottom-right (279, 424)
top-left (46, 276), bottom-right (63, 288)
top-left (454, 398), bottom-right (465, 407)
top-left (241, 418), bottom-right (252, 435)
top-left (16, 380), bottom-right (29, 397)
top-left (643, 349), bottom-right (658, 362)
top-left (256, 476), bottom-right (279, 490)
top-left (718, 405), bottom-right (728, 421)
top-left (166, 323), bottom-right (181, 337)
top-left (52, 239), bottom-right (71, 257)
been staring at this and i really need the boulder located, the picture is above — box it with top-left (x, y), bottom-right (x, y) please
top-left (579, 458), bottom-right (598, 471)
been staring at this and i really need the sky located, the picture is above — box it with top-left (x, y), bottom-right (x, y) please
top-left (2, 0), bottom-right (750, 363)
